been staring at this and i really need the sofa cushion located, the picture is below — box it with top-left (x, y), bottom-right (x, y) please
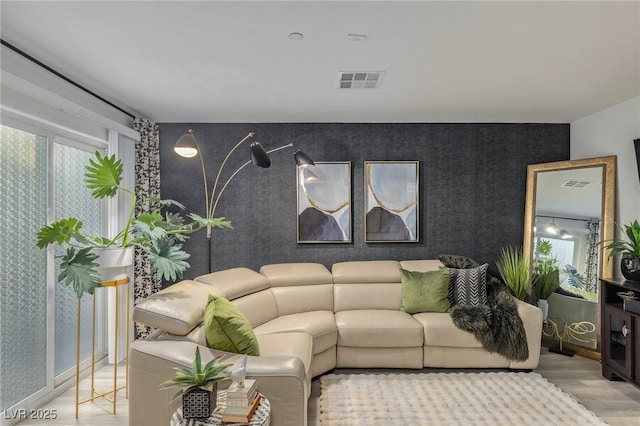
top-left (204, 295), bottom-right (260, 356)
top-left (195, 267), bottom-right (269, 300)
top-left (399, 259), bottom-right (443, 272)
top-left (270, 284), bottom-right (334, 316)
top-left (400, 268), bottom-right (451, 314)
top-left (413, 312), bottom-right (483, 348)
top-left (132, 280), bottom-right (214, 336)
top-left (231, 290), bottom-right (278, 328)
top-left (254, 311), bottom-right (337, 354)
top-left (260, 263), bottom-right (334, 315)
top-left (335, 310), bottom-right (423, 348)
top-left (332, 261), bottom-right (403, 311)
top-left (332, 260), bottom-right (401, 283)
top-left (449, 263), bottom-right (489, 306)
top-left (256, 332), bottom-right (313, 396)
top-left (256, 332), bottom-right (313, 372)
top-left (260, 263), bottom-right (333, 286)
top-left (334, 283), bottom-right (402, 311)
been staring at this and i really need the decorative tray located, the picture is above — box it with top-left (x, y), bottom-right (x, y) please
top-left (617, 291), bottom-right (640, 301)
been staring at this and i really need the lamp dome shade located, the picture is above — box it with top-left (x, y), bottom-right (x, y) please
top-left (294, 150), bottom-right (315, 166)
top-left (174, 131), bottom-right (199, 158)
top-left (546, 221), bottom-right (559, 235)
top-left (560, 229), bottom-right (572, 239)
top-left (250, 142), bottom-right (271, 168)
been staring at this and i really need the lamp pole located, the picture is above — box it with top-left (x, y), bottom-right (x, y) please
top-left (174, 130), bottom-right (313, 273)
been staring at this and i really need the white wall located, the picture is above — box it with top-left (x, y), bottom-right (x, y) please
top-left (571, 96), bottom-right (640, 277)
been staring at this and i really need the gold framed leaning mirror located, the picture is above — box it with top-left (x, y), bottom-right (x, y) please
top-left (523, 156), bottom-right (616, 359)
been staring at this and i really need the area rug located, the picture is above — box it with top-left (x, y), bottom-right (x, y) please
top-left (319, 372), bottom-right (608, 425)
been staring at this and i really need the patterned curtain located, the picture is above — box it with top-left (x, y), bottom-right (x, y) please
top-left (584, 218), bottom-right (600, 293)
top-left (133, 118), bottom-right (161, 339)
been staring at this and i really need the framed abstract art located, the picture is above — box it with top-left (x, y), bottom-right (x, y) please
top-left (364, 161), bottom-right (419, 242)
top-left (297, 161), bottom-right (351, 243)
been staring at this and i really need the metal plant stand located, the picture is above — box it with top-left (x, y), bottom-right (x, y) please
top-left (75, 277), bottom-right (130, 417)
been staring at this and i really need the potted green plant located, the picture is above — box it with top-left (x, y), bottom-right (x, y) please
top-left (602, 219), bottom-right (640, 282)
top-left (160, 347), bottom-right (230, 418)
top-left (36, 151), bottom-right (230, 298)
top-left (496, 246), bottom-right (532, 301)
top-left (532, 239), bottom-right (561, 320)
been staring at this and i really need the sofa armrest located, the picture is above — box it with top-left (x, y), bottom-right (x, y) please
top-left (129, 339), bottom-right (307, 426)
top-left (509, 299), bottom-right (543, 369)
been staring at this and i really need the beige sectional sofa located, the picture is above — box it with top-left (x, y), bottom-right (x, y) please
top-left (129, 260), bottom-right (542, 426)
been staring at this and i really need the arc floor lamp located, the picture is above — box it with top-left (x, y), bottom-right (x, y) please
top-left (174, 129), bottom-right (314, 272)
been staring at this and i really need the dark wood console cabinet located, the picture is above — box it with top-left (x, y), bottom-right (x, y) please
top-left (600, 278), bottom-right (640, 387)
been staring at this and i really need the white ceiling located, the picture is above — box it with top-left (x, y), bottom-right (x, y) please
top-left (1, 1), bottom-right (639, 123)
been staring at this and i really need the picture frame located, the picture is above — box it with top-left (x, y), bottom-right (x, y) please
top-left (297, 161), bottom-right (352, 243)
top-left (364, 161), bottom-right (419, 243)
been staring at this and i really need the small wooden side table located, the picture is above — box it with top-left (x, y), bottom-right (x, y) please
top-left (171, 391), bottom-right (271, 426)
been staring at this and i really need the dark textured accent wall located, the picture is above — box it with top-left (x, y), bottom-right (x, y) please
top-left (159, 123), bottom-right (569, 279)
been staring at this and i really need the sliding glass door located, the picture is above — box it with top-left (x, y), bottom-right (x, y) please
top-left (52, 142), bottom-right (106, 378)
top-left (0, 124), bottom-right (107, 421)
top-left (0, 125), bottom-right (49, 412)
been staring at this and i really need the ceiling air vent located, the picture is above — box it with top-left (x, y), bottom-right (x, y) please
top-left (339, 71), bottom-right (384, 89)
top-left (562, 180), bottom-right (592, 188)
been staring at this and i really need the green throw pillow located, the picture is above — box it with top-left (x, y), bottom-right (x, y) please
top-left (204, 294), bottom-right (260, 356)
top-left (400, 268), bottom-right (451, 314)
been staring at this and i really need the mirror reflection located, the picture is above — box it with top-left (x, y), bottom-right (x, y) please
top-left (524, 156), bottom-right (616, 358)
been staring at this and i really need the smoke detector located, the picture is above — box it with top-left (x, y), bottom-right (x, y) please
top-left (338, 71), bottom-right (384, 89)
top-left (288, 32), bottom-right (304, 41)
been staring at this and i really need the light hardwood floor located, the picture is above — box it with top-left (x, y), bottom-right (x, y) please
top-left (17, 348), bottom-right (640, 426)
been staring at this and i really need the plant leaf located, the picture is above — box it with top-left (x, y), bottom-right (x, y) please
top-left (131, 220), bottom-right (167, 241)
top-left (159, 347), bottom-right (228, 400)
top-left (165, 212), bottom-right (186, 227)
top-left (151, 197), bottom-right (186, 210)
top-left (149, 238), bottom-right (190, 282)
top-left (84, 152), bottom-right (123, 199)
top-left (57, 247), bottom-right (101, 298)
top-left (36, 218), bottom-right (84, 248)
top-left (563, 264), bottom-right (585, 289)
top-left (187, 213), bottom-right (233, 230)
top-left (626, 220), bottom-right (640, 256)
top-left (135, 212), bottom-right (164, 226)
top-left (496, 246), bottom-right (531, 301)
top-left (193, 347), bottom-right (202, 377)
top-left (203, 354), bottom-right (226, 372)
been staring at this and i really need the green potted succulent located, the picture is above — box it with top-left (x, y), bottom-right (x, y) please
top-left (602, 219), bottom-right (640, 282)
top-left (532, 239), bottom-right (561, 320)
top-left (36, 151), bottom-right (230, 298)
top-left (160, 347), bottom-right (230, 418)
top-left (496, 246), bottom-right (532, 301)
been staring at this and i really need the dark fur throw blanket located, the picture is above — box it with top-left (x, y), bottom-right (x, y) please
top-left (450, 276), bottom-right (529, 361)
top-left (440, 254), bottom-right (529, 362)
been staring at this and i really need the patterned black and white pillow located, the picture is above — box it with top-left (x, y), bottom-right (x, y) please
top-left (448, 263), bottom-right (489, 306)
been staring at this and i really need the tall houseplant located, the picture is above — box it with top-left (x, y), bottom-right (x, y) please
top-left (496, 246), bottom-right (532, 301)
top-left (36, 151), bottom-right (230, 297)
top-left (602, 219), bottom-right (640, 282)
